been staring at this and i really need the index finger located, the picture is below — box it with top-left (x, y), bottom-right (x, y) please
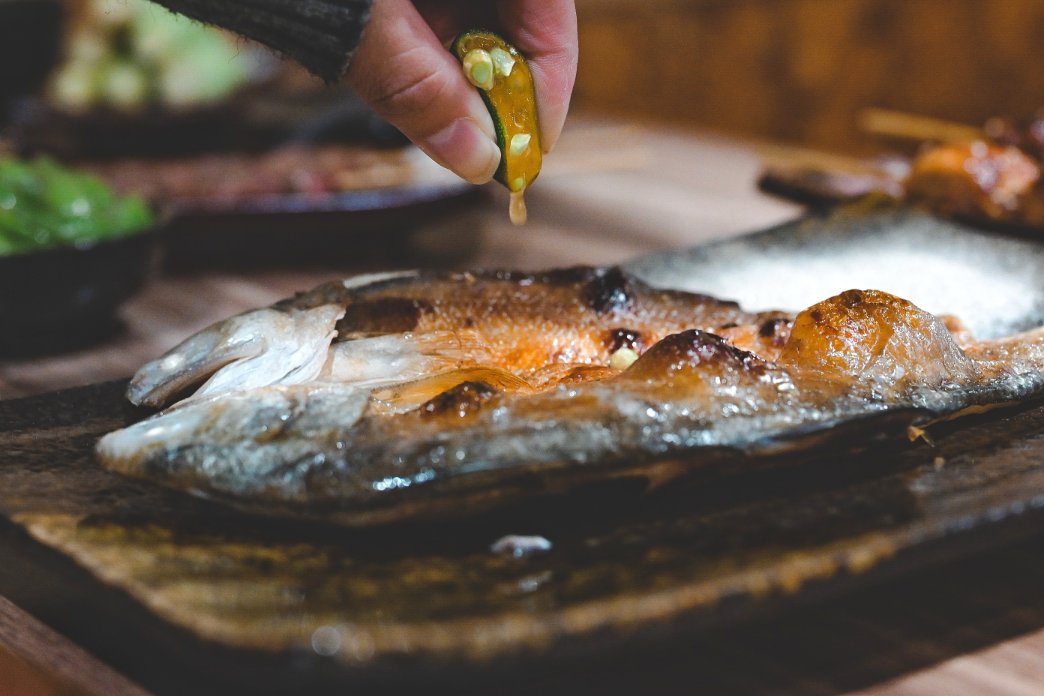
top-left (496, 0), bottom-right (578, 153)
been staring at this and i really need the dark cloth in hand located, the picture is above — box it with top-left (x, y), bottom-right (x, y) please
top-left (151, 0), bottom-right (374, 81)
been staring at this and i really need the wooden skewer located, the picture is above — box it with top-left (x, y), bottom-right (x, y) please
top-left (754, 141), bottom-right (894, 176)
top-left (858, 107), bottom-right (984, 144)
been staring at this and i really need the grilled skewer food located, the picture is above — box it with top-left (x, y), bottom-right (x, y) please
top-left (96, 268), bottom-right (1044, 526)
top-left (903, 141), bottom-right (1044, 226)
top-left (762, 110), bottom-right (1044, 229)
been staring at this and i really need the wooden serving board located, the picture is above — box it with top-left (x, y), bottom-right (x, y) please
top-left (1, 381), bottom-right (1044, 691)
top-left (1, 209), bottom-right (1044, 694)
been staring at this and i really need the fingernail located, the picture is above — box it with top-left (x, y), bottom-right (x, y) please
top-left (424, 118), bottom-right (501, 184)
top-left (542, 134), bottom-right (557, 154)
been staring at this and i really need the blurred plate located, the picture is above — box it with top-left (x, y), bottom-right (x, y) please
top-left (626, 204), bottom-right (1044, 339)
top-left (161, 184), bottom-right (483, 269)
top-left (57, 144), bottom-right (482, 269)
top-left (159, 167), bottom-right (481, 270)
top-left (174, 179), bottom-right (477, 215)
top-left (757, 162), bottom-right (1044, 240)
top-left (165, 155), bottom-right (474, 217)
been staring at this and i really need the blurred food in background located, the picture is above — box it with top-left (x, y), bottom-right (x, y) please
top-left (9, 0), bottom-right (1043, 231)
top-left (0, 0), bottom-right (454, 219)
top-left (758, 108), bottom-right (1044, 233)
top-left (47, 0), bottom-right (264, 114)
top-left (0, 155), bottom-right (153, 255)
top-left (82, 145), bottom-right (439, 205)
top-left (0, 154), bottom-right (157, 350)
top-left (6, 0), bottom-right (284, 160)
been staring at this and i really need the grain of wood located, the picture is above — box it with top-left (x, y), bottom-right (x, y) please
top-left (0, 596), bottom-right (148, 696)
top-left (854, 628), bottom-right (1044, 696)
top-left (574, 0), bottom-right (1044, 153)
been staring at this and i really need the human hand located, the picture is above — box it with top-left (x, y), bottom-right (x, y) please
top-left (346, 0), bottom-right (577, 184)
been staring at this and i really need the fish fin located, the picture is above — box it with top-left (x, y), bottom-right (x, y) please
top-left (322, 330), bottom-right (494, 386)
top-left (128, 305), bottom-right (344, 409)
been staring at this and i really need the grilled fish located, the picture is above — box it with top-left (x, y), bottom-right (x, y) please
top-left (97, 268), bottom-right (1044, 525)
top-left (125, 267), bottom-right (791, 409)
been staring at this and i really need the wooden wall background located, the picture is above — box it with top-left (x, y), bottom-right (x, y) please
top-left (574, 0), bottom-right (1044, 152)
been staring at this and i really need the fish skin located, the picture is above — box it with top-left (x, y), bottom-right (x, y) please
top-left (282, 265), bottom-right (793, 372)
top-left (778, 289), bottom-right (980, 397)
top-left (102, 384), bottom-right (372, 502)
top-left (97, 279), bottom-right (1044, 526)
top-left (128, 266), bottom-right (790, 410)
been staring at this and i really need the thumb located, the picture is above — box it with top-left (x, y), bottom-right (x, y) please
top-left (347, 0), bottom-right (501, 184)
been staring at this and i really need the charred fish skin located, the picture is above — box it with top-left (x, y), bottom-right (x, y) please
top-left (780, 290), bottom-right (1044, 408)
top-left (778, 290), bottom-right (980, 397)
top-left (317, 265), bottom-right (777, 367)
top-left (126, 266), bottom-right (787, 411)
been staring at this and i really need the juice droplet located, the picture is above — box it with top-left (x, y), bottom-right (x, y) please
top-left (509, 190), bottom-right (527, 226)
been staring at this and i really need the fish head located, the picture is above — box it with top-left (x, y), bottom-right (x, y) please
top-left (128, 305), bottom-right (344, 409)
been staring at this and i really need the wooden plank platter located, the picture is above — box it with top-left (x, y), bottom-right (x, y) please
top-left (1, 208), bottom-right (1043, 694)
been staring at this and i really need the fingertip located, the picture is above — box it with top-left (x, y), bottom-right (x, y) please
top-left (529, 53), bottom-right (576, 153)
top-left (497, 1), bottom-right (579, 153)
top-left (346, 0), bottom-right (501, 183)
top-left (423, 117), bottom-right (502, 184)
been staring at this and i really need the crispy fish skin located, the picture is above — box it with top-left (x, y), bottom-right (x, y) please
top-left (97, 283), bottom-right (1044, 526)
top-left (778, 290), bottom-right (980, 395)
top-left (127, 267), bottom-right (791, 410)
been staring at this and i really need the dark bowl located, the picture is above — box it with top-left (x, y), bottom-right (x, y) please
top-left (0, 228), bottom-right (157, 356)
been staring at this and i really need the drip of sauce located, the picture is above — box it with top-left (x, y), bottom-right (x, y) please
top-left (509, 190), bottom-right (528, 226)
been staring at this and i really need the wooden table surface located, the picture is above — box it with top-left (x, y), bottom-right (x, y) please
top-left (2, 119), bottom-right (1044, 695)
